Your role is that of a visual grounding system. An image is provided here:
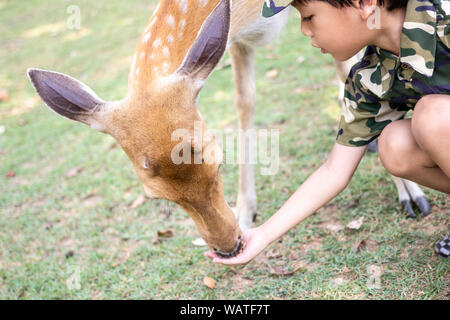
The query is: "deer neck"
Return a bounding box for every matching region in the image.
[128,0,222,94]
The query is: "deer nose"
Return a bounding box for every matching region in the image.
[213,236,243,258]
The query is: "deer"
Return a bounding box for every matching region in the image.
[27,0,430,259]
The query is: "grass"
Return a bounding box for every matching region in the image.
[0,0,448,300]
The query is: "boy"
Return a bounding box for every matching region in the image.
[205,0,450,264]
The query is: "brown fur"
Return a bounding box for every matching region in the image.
[28,0,274,255]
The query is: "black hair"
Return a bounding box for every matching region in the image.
[293,0,408,11]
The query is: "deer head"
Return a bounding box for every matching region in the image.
[28,0,243,257]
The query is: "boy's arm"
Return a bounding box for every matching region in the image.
[259,142,366,242]
[205,142,367,265]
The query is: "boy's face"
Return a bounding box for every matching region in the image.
[292,1,370,61]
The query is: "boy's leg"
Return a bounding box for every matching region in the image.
[411,94,450,180]
[378,94,450,194]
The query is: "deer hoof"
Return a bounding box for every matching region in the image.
[367,140,378,153]
[402,200,416,219]
[414,196,431,216]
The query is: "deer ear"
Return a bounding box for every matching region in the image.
[27,68,107,131]
[177,0,230,87]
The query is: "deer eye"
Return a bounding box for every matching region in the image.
[141,157,158,176]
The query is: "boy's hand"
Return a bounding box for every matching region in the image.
[205,143,367,267]
[204,227,270,266]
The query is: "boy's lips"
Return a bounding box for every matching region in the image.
[312,43,328,54]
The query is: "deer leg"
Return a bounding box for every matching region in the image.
[229,42,257,231]
[393,177,417,218]
[392,177,431,217]
[403,179,431,215]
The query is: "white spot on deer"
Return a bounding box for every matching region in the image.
[167,34,174,44]
[153,38,162,48]
[162,46,170,58]
[162,61,170,74]
[136,68,140,76]
[140,52,146,60]
[179,0,188,14]
[142,32,151,44]
[199,0,208,7]
[166,15,175,29]
[178,19,186,40]
[153,66,159,75]
[179,19,186,30]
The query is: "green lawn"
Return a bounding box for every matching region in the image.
[0,0,448,299]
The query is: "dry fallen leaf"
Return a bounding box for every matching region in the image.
[192,238,207,247]
[130,194,146,209]
[352,238,367,252]
[203,276,217,289]
[65,166,82,178]
[322,221,345,232]
[266,249,281,259]
[157,230,174,238]
[346,216,365,230]
[152,230,174,244]
[0,89,8,102]
[265,69,279,79]
[269,264,304,276]
[6,170,15,178]
[82,194,103,207]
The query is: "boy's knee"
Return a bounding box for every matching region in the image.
[412,95,450,144]
[378,122,415,177]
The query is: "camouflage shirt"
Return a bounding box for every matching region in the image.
[336,0,450,147]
